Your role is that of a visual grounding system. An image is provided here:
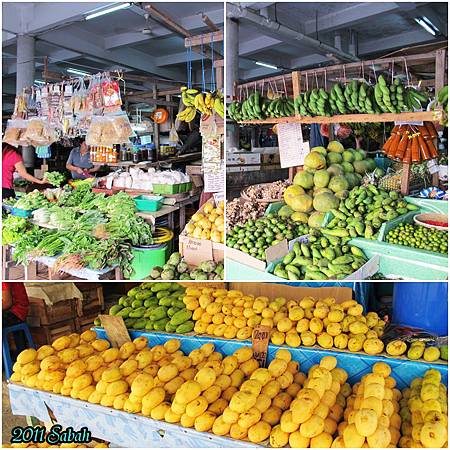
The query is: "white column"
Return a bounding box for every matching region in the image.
[226,17,239,149]
[16,34,36,167]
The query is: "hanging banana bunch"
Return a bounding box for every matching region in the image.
[177,87,224,122]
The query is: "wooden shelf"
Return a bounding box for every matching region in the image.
[238,110,444,125]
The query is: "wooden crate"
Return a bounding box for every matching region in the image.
[76,313,100,334]
[30,319,79,347]
[28,297,77,326]
[74,283,105,316]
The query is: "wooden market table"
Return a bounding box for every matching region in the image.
[2,245,122,281]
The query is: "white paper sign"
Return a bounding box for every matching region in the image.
[277,123,307,168]
[204,170,224,193]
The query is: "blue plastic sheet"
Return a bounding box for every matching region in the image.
[393,282,448,336]
[94,328,448,389]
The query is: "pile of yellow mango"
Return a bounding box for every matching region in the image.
[9,331,447,448]
[184,287,386,356]
[184,201,224,243]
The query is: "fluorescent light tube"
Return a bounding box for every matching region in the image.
[414,17,436,36]
[67,68,90,76]
[255,61,278,70]
[34,80,45,85]
[86,3,132,20]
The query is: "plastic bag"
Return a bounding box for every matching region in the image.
[24,118,58,147]
[102,79,122,107]
[3,119,28,147]
[85,116,106,146]
[110,113,133,144]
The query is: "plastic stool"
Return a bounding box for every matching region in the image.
[2,323,34,379]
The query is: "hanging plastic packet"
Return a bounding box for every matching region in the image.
[169,122,179,144]
[3,119,29,147]
[102,78,122,107]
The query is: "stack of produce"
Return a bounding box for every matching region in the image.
[184,200,224,243]
[12,190,49,211]
[43,171,66,187]
[323,185,419,240]
[399,369,448,448]
[337,362,401,447]
[149,253,224,280]
[105,283,194,334]
[178,87,224,121]
[226,215,309,261]
[277,355,349,448]
[228,76,428,122]
[283,142,378,228]
[386,338,445,362]
[271,233,368,280]
[386,223,448,254]
[184,287,386,356]
[2,216,32,245]
[5,187,153,278]
[241,181,290,203]
[226,198,267,232]
[383,122,439,163]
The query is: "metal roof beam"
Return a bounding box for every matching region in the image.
[302,2,401,35]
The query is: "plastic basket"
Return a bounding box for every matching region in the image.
[133,195,164,212]
[11,207,33,218]
[152,182,192,195]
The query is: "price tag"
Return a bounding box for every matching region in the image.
[277,123,307,168]
[140,135,152,144]
[64,84,73,96]
[99,315,131,348]
[213,192,224,205]
[252,325,271,367]
[427,159,440,174]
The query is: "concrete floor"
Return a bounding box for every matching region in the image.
[2,376,28,445]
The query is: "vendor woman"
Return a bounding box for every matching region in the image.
[2,143,46,199]
[66,137,100,179]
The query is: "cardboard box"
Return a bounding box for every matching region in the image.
[179,198,224,266]
[226,165,261,173]
[228,283,353,303]
[227,234,380,281]
[227,235,309,272]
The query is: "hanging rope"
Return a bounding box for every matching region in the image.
[200,36,206,92]
[186,39,192,88]
[210,32,216,92]
[404,57,411,87]
[371,62,377,84]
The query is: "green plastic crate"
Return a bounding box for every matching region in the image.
[377,210,418,241]
[133,195,163,212]
[152,182,192,195]
[404,197,448,215]
[349,238,447,280]
[129,244,169,280]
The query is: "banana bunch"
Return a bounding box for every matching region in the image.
[213,91,224,118]
[152,227,174,244]
[180,86,198,108]
[437,85,448,126]
[228,92,294,121]
[177,106,197,122]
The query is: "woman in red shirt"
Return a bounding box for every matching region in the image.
[2,282,30,355]
[2,143,45,199]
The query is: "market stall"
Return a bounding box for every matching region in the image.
[226,26,448,281]
[2,2,225,281]
[4,281,448,448]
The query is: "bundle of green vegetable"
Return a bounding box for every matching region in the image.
[103,282,194,334]
[148,252,224,280]
[2,216,29,245]
[57,184,96,208]
[14,191,49,210]
[44,171,66,187]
